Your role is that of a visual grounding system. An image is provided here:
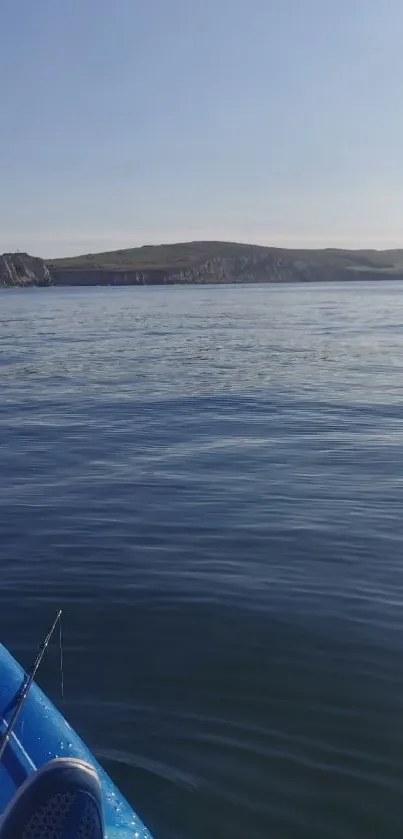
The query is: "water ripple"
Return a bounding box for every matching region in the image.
[1,282,403,839]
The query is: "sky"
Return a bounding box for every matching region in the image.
[1,0,403,257]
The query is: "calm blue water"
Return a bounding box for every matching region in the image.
[1,282,403,839]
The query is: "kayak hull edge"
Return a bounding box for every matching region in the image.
[0,642,152,839]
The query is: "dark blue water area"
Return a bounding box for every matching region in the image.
[1,282,403,838]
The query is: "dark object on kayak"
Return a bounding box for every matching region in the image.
[0,630,153,839]
[0,756,103,839]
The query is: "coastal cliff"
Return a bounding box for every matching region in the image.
[0,253,52,287]
[2,242,403,287]
[47,241,403,286]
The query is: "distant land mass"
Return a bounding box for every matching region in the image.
[2,241,403,287]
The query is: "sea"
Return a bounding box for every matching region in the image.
[1,281,403,839]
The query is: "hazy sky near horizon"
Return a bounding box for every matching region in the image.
[1,0,403,257]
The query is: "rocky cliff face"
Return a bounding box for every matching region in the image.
[49,253,392,286]
[48,252,344,286]
[0,253,52,287]
[166,253,309,284]
[48,268,167,286]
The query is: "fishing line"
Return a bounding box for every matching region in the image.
[59,611,64,700]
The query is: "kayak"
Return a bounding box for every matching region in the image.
[0,639,153,839]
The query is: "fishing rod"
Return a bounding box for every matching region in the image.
[0,610,63,762]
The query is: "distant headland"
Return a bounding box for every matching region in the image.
[2,241,403,287]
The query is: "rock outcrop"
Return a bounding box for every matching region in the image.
[0,253,52,287]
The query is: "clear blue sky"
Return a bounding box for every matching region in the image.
[1,0,403,256]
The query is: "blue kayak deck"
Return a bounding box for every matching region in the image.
[0,643,152,839]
